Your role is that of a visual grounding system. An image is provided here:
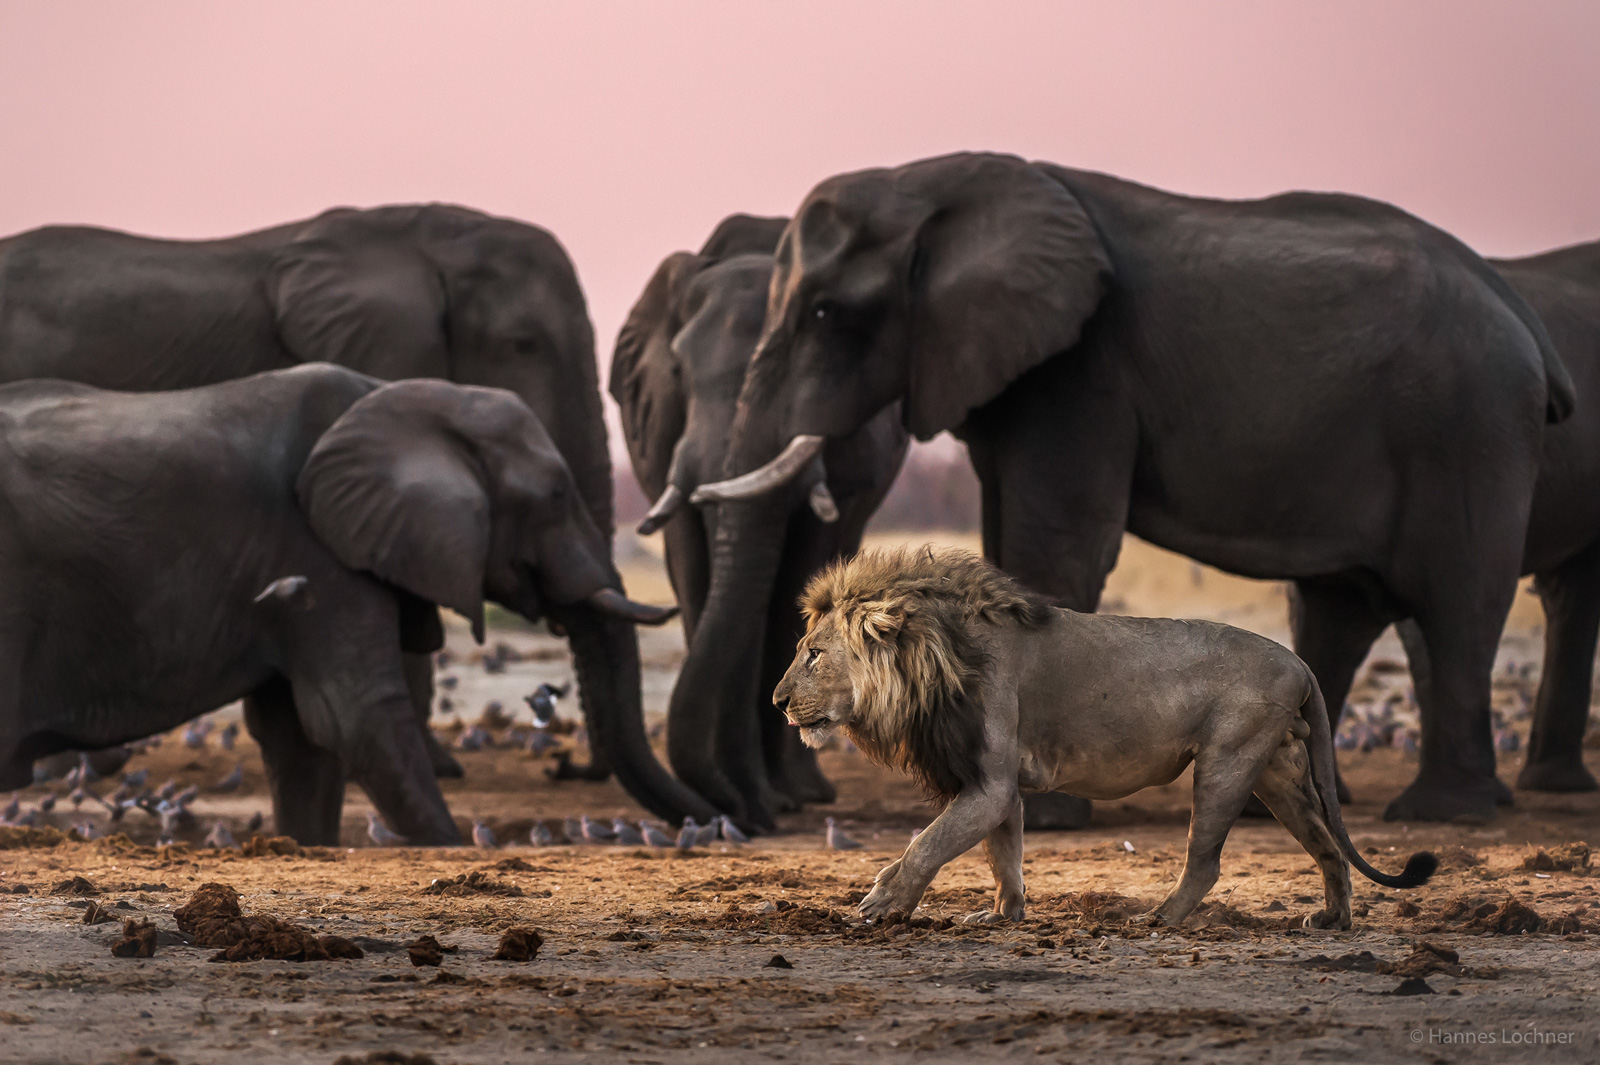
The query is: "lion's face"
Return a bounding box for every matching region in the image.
[774,616,857,748]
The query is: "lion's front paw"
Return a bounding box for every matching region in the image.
[1302,908,1350,931]
[858,860,920,919]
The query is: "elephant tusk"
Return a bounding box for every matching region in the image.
[636,484,684,535]
[689,435,826,504]
[587,587,680,626]
[808,480,839,523]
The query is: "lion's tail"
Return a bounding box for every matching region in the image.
[1300,672,1437,890]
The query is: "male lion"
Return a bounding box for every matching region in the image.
[773,547,1435,929]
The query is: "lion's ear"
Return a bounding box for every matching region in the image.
[860,600,908,643]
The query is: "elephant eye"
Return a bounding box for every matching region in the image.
[812,301,833,322]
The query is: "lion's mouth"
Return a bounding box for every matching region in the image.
[784,705,833,730]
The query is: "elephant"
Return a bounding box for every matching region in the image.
[1334,241,1600,799]
[0,364,690,844]
[610,214,909,827]
[0,204,668,800]
[692,151,1574,824]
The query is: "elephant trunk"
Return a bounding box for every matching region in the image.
[563,605,720,825]
[665,496,791,829]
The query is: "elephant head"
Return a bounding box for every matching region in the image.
[297,379,718,825]
[611,216,908,824]
[694,152,1112,498]
[270,205,613,535]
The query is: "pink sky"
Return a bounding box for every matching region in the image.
[4,0,1598,449]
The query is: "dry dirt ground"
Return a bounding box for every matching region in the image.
[3,535,1599,1065]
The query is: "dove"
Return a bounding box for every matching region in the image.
[37,793,57,814]
[69,785,92,810]
[1494,729,1522,754]
[182,721,211,749]
[439,674,459,690]
[245,810,264,834]
[214,764,244,793]
[11,808,39,827]
[1,793,18,823]
[204,822,235,849]
[717,815,749,844]
[106,799,131,823]
[156,778,179,802]
[564,816,584,844]
[524,730,559,755]
[477,700,514,732]
[63,760,84,790]
[825,817,862,851]
[77,751,99,782]
[156,833,176,848]
[31,764,49,785]
[611,818,644,846]
[219,722,239,751]
[366,812,406,846]
[676,817,700,850]
[456,725,489,752]
[73,820,100,841]
[694,820,720,848]
[580,815,615,843]
[524,681,571,726]
[640,821,675,848]
[174,784,200,808]
[472,820,497,848]
[530,822,556,846]
[253,575,308,603]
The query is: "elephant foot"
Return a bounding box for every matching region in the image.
[1516,758,1599,793]
[424,731,465,779]
[1493,776,1515,806]
[1022,793,1091,831]
[1382,775,1498,824]
[545,751,612,782]
[1239,795,1274,818]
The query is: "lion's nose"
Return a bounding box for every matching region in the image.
[774,695,790,715]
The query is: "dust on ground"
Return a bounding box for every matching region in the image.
[3,534,1598,1063]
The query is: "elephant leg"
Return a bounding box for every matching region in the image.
[546,622,615,782]
[403,651,463,779]
[1383,580,1517,824]
[757,513,838,810]
[1519,543,1600,792]
[1288,577,1396,805]
[1396,619,1514,805]
[242,676,344,846]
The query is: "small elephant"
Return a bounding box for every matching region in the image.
[610,215,908,826]
[0,364,681,844]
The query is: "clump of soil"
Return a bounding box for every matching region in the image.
[489,856,539,872]
[1375,941,1499,979]
[239,835,302,858]
[0,826,67,850]
[1522,842,1591,873]
[1435,846,1485,871]
[333,1053,438,1065]
[111,919,158,958]
[173,881,364,962]
[407,934,454,967]
[81,899,114,925]
[52,876,98,896]
[490,927,543,961]
[421,870,525,897]
[1417,895,1545,934]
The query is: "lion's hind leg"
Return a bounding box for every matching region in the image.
[965,795,1026,924]
[1155,719,1282,926]
[1253,735,1354,931]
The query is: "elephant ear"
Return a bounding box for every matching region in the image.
[296,381,491,642]
[610,252,700,482]
[270,209,451,380]
[697,214,789,261]
[904,155,1113,439]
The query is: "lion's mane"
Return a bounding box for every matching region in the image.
[799,546,1055,803]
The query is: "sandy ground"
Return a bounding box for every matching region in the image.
[3,533,1597,1064]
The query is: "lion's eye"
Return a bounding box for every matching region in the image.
[806,647,823,666]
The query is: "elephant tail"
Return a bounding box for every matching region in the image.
[1300,671,1437,889]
